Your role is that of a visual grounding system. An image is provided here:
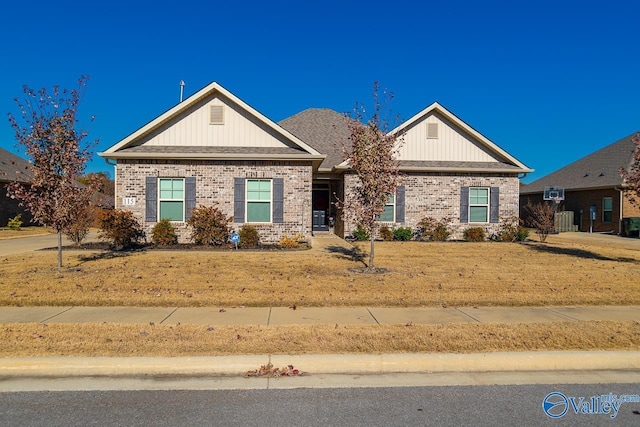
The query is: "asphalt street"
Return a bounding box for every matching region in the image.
[1,384,639,426]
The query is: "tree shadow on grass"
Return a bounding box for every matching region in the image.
[76,247,147,263]
[526,243,639,263]
[324,244,367,266]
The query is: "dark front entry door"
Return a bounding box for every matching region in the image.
[313,210,327,231]
[312,189,330,231]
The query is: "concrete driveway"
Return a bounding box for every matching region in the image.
[0,231,101,256]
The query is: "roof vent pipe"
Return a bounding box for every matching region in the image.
[179,80,186,103]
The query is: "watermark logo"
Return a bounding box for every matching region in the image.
[542,392,569,419]
[543,391,640,419]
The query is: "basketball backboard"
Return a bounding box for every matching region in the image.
[543,186,565,201]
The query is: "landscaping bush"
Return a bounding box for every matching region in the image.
[278,235,300,249]
[393,226,413,241]
[7,214,22,230]
[463,227,486,242]
[98,209,145,250]
[186,204,231,246]
[379,225,394,241]
[416,217,452,241]
[492,216,529,242]
[64,204,96,246]
[352,224,370,241]
[239,225,260,248]
[151,218,177,246]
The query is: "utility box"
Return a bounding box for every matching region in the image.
[621,217,640,238]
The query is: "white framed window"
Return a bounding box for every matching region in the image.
[379,194,395,222]
[158,178,185,221]
[603,197,613,223]
[469,187,489,223]
[246,179,272,223]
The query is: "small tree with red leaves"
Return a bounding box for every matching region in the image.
[621,133,640,205]
[7,76,98,267]
[337,82,404,269]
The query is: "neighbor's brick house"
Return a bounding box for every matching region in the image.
[100,82,532,243]
[520,132,640,234]
[0,147,33,227]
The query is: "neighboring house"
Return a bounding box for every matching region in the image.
[520,132,640,234]
[100,82,532,242]
[0,147,33,226]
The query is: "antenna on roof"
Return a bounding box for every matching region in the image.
[179,80,186,103]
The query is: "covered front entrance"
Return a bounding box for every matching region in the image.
[312,186,330,232]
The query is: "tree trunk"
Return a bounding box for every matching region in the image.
[369,234,375,268]
[57,231,62,268]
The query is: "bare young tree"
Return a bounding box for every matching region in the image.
[523,201,555,243]
[337,82,404,269]
[620,133,640,205]
[7,76,98,267]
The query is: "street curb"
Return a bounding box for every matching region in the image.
[1,351,639,378]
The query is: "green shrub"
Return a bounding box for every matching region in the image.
[151,218,177,246]
[7,214,22,230]
[416,217,452,241]
[463,227,486,242]
[239,225,260,248]
[379,225,394,241]
[98,209,145,250]
[393,226,413,241]
[187,204,231,246]
[352,225,370,241]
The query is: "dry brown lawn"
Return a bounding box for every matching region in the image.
[2,320,639,357]
[1,233,639,307]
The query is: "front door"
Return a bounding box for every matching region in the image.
[312,189,330,231]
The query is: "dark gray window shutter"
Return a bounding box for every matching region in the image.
[272,178,284,223]
[490,187,500,223]
[145,177,157,222]
[395,185,405,223]
[185,177,196,221]
[234,178,245,223]
[460,186,469,223]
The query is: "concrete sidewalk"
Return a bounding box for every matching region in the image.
[1,305,638,325]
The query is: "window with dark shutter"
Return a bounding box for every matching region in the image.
[395,185,405,223]
[185,177,196,221]
[460,187,469,223]
[234,178,245,223]
[490,187,500,223]
[272,178,284,223]
[145,177,157,222]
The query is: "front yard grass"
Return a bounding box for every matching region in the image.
[2,320,638,357]
[0,226,54,240]
[1,233,639,307]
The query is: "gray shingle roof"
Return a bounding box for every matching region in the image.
[398,160,524,172]
[279,108,350,171]
[0,147,32,184]
[521,132,638,194]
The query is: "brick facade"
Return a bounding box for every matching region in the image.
[343,173,521,240]
[0,183,33,227]
[116,160,313,243]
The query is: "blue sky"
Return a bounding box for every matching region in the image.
[1,0,638,183]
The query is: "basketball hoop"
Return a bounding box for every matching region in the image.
[552,196,562,205]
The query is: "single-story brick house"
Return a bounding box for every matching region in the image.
[99,82,533,242]
[0,147,33,226]
[520,132,640,234]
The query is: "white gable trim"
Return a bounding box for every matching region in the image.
[390,102,532,172]
[101,82,322,157]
